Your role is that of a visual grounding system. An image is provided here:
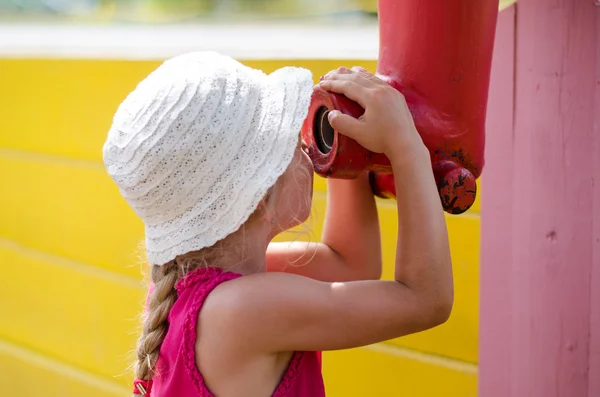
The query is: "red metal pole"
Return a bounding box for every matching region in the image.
[301,0,499,214]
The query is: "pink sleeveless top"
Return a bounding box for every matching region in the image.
[147,267,326,397]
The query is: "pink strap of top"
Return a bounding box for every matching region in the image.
[144,267,325,397]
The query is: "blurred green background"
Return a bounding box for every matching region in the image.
[0,0,377,22]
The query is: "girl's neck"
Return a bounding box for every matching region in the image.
[212,221,272,275]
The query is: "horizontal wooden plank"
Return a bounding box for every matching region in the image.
[0,237,478,391]
[0,329,477,397]
[0,239,144,386]
[0,171,479,369]
[400,214,479,361]
[376,205,480,363]
[0,152,330,278]
[0,152,479,363]
[0,57,480,213]
[0,152,477,284]
[0,152,145,278]
[0,59,160,162]
[0,59,377,162]
[0,338,128,397]
[322,344,477,397]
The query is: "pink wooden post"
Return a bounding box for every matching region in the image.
[480,1,599,396]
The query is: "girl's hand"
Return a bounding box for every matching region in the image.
[319,67,424,160]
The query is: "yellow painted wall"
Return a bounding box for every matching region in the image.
[0,57,480,396]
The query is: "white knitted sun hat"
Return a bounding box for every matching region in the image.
[103,51,313,265]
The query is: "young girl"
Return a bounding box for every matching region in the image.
[103,51,452,397]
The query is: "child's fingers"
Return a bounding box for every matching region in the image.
[337,66,353,74]
[323,70,387,93]
[349,66,389,87]
[320,66,352,81]
[350,66,370,74]
[328,110,364,141]
[318,79,370,109]
[322,71,375,89]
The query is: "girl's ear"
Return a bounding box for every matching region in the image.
[249,191,273,224]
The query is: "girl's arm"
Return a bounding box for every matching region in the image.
[266,172,382,282]
[209,146,452,352]
[204,69,454,353]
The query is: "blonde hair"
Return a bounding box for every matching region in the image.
[134,260,180,382]
[132,146,313,389]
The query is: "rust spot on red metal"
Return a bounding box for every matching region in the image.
[435,165,477,214]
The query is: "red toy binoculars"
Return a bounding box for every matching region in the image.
[301,0,500,214]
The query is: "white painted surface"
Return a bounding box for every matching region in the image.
[0,23,379,60]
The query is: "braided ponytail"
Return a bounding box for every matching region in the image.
[130,178,283,394]
[134,260,181,385]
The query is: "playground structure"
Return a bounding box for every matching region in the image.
[303,0,499,215]
[0,1,598,396]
